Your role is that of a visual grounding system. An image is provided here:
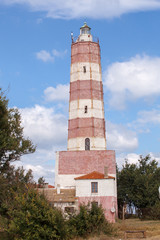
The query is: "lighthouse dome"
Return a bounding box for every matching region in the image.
[78,22,93,42]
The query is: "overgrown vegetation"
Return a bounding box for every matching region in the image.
[7,189,67,240]
[0,89,113,239]
[2,86,160,239]
[117,155,160,219]
[67,203,113,238]
[3,198,113,240]
[0,88,35,173]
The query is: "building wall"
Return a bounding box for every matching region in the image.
[54,29,117,222]
[71,42,100,64]
[58,150,116,174]
[69,99,104,120]
[54,202,78,213]
[55,150,116,188]
[75,179,116,197]
[70,62,101,82]
[77,196,117,223]
[68,137,106,151]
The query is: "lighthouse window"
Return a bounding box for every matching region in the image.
[91,182,98,193]
[83,66,86,73]
[82,29,85,34]
[85,138,90,150]
[84,106,88,113]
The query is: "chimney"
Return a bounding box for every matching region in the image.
[57,184,60,194]
[104,166,108,178]
[44,183,48,188]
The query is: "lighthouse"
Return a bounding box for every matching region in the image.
[68,22,106,151]
[55,23,117,222]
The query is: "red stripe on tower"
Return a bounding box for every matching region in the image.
[68,23,106,151]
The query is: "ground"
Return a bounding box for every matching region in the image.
[115,218,160,240]
[75,218,160,240]
[0,218,160,239]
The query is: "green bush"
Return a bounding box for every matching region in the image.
[7,189,67,240]
[3,187,113,239]
[67,202,113,238]
[140,201,160,220]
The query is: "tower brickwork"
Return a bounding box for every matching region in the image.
[55,23,117,223]
[68,31,106,151]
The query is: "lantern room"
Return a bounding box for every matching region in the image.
[78,22,93,42]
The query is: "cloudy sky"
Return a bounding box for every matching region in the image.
[0,0,160,184]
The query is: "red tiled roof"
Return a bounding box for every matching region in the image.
[74,171,115,180]
[48,185,55,188]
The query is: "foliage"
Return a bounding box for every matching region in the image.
[7,189,67,240]
[0,165,34,218]
[38,176,46,188]
[1,168,113,239]
[0,89,114,239]
[67,202,113,238]
[140,201,160,220]
[117,155,160,219]
[0,88,35,173]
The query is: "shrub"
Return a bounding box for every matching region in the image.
[4,188,114,240]
[67,202,113,238]
[140,201,160,220]
[7,189,67,240]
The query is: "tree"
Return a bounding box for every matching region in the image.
[0,88,36,226]
[117,155,160,218]
[0,166,34,219]
[38,176,46,188]
[0,88,35,172]
[7,189,67,240]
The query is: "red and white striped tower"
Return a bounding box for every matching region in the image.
[68,23,106,151]
[55,24,117,222]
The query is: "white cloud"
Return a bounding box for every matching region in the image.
[116,153,140,167]
[116,152,160,168]
[106,121,138,153]
[17,104,69,184]
[1,0,160,19]
[137,108,160,124]
[44,84,69,102]
[36,49,67,62]
[19,104,138,155]
[52,49,67,58]
[36,50,54,62]
[20,104,68,149]
[17,103,139,183]
[14,160,55,185]
[104,55,160,109]
[128,107,160,132]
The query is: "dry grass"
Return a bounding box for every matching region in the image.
[77,218,160,240]
[1,218,160,240]
[116,218,160,239]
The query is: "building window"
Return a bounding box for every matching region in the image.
[84,106,88,113]
[91,182,98,193]
[85,138,90,150]
[83,66,86,73]
[65,207,74,213]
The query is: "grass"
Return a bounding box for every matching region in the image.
[116,218,160,239]
[1,218,160,239]
[76,218,160,240]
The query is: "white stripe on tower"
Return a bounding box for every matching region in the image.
[67,32,106,151]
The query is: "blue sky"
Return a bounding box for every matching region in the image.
[0,0,160,184]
